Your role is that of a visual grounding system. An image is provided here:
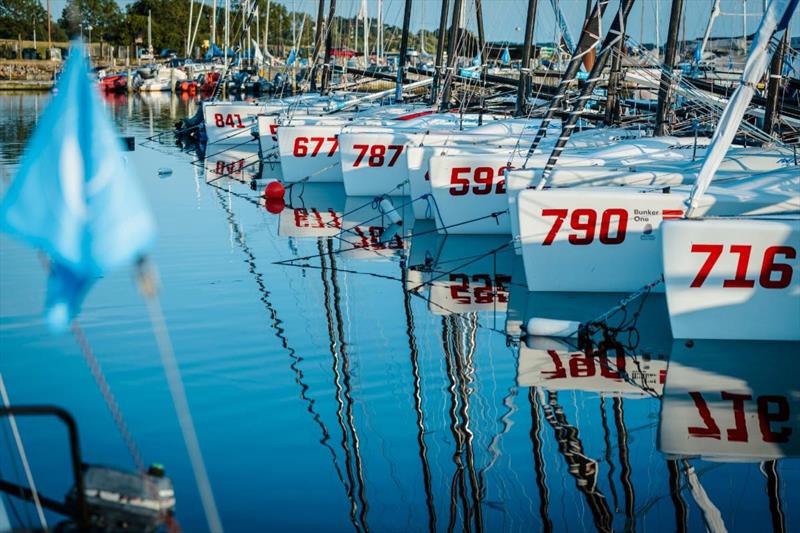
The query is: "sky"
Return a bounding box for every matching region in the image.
[43,0,800,45]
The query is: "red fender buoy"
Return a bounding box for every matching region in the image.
[264,181,286,200]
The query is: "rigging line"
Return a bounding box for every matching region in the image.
[325,180,413,231]
[528,388,553,533]
[328,240,371,533]
[0,401,32,529]
[627,34,790,146]
[318,240,363,533]
[0,459,27,529]
[0,375,47,531]
[399,258,438,532]
[70,322,148,474]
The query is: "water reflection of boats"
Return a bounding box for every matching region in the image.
[659,340,800,462]
[426,235,515,316]
[519,336,667,396]
[203,146,262,186]
[405,219,441,294]
[337,196,415,259]
[277,183,346,238]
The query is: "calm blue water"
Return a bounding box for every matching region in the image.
[0,92,798,532]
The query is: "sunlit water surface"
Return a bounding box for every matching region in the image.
[0,92,798,532]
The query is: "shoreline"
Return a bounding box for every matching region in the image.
[0,80,53,91]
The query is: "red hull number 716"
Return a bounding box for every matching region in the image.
[690,244,795,289]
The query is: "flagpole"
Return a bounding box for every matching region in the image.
[136,258,224,533]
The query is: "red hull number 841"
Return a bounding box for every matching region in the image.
[214,113,245,128]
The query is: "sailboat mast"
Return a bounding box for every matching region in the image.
[604,20,625,125]
[263,0,270,59]
[396,0,414,101]
[320,0,338,94]
[420,0,426,55]
[310,0,326,91]
[187,0,194,57]
[516,0,539,117]
[698,0,721,63]
[246,0,251,67]
[363,0,368,65]
[439,0,466,110]
[475,0,486,58]
[430,0,451,104]
[377,0,383,61]
[655,0,661,60]
[211,0,216,50]
[224,0,229,68]
[654,0,685,135]
[147,10,153,58]
[762,31,788,138]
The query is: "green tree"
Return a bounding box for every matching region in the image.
[58,0,123,44]
[122,0,206,54]
[0,0,66,41]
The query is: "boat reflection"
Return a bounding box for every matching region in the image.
[660,340,800,462]
[337,196,416,259]
[204,145,262,185]
[520,336,667,396]
[426,235,515,316]
[277,183,346,238]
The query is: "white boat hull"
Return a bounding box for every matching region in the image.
[662,217,800,341]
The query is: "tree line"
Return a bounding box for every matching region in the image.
[0,0,440,56]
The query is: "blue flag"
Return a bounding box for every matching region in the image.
[501,47,511,65]
[0,44,156,330]
[286,48,297,66]
[693,45,702,63]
